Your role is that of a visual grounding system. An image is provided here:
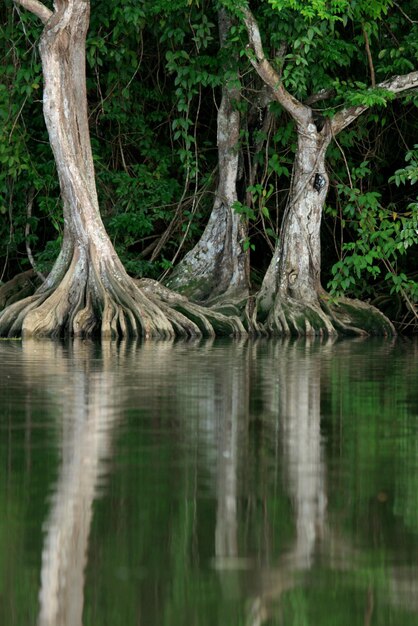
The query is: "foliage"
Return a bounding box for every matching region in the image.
[327,154,418,311]
[0,3,57,279]
[232,183,278,252]
[85,0,222,277]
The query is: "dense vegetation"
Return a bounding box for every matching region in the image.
[0,0,418,333]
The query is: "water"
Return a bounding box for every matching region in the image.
[1,337,418,625]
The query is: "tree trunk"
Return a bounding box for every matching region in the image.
[257,119,394,336]
[258,120,331,326]
[165,9,250,304]
[0,0,244,339]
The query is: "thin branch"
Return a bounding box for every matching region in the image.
[9,94,29,141]
[242,7,310,126]
[332,70,418,134]
[332,133,353,190]
[14,0,53,24]
[362,25,376,88]
[393,1,418,24]
[304,88,336,107]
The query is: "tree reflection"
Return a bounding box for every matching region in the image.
[280,340,327,570]
[20,341,120,626]
[3,337,418,625]
[214,341,249,562]
[244,338,418,625]
[243,339,330,625]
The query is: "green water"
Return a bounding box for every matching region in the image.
[1,337,418,625]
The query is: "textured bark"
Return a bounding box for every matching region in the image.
[243,7,397,337]
[165,9,249,304]
[0,0,245,339]
[259,121,331,313]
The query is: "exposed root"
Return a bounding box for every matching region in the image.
[0,270,41,309]
[0,291,53,337]
[323,295,396,337]
[0,259,394,340]
[263,295,336,337]
[0,251,247,339]
[137,279,246,337]
[259,292,395,337]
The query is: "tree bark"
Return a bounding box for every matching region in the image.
[0,0,244,338]
[257,118,332,325]
[165,9,250,304]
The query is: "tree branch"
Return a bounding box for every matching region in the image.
[14,0,53,24]
[332,70,418,134]
[304,88,336,107]
[393,1,418,24]
[242,7,310,126]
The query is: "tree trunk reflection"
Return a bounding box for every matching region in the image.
[247,340,329,625]
[2,337,415,625]
[215,343,250,562]
[281,341,327,569]
[20,341,119,626]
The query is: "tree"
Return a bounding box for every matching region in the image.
[0,0,243,338]
[240,1,418,335]
[2,0,417,338]
[165,8,250,304]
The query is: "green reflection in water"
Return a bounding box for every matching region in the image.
[0,338,418,625]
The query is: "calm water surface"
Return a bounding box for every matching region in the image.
[1,337,418,625]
